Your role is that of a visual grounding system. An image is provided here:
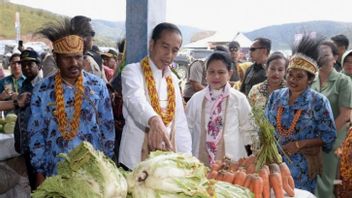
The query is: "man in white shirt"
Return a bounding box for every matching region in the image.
[119,22,192,169]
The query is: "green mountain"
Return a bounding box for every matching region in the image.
[0,1,118,47]
[0,0,64,38]
[0,1,203,47]
[244,21,352,50]
[3,0,352,51]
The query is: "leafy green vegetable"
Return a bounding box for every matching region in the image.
[127,151,212,198]
[32,141,128,198]
[214,181,254,198]
[3,122,15,134]
[5,113,17,123]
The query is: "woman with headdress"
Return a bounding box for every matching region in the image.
[311,40,352,198]
[186,51,256,166]
[248,51,288,109]
[265,35,336,193]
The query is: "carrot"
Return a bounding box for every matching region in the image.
[223,171,235,184]
[282,175,295,197]
[262,165,270,173]
[233,169,247,186]
[279,162,295,197]
[208,170,218,179]
[258,167,270,198]
[230,162,240,172]
[243,155,256,168]
[279,162,295,188]
[216,170,225,181]
[269,172,284,198]
[251,174,264,198]
[246,163,256,174]
[238,157,246,167]
[288,176,295,191]
[269,163,280,174]
[211,163,222,171]
[243,174,254,188]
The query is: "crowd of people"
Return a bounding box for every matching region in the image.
[1,16,352,198]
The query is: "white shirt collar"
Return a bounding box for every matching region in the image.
[148,57,172,78]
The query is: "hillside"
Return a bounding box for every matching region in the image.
[3,1,352,50]
[0,1,204,47]
[0,1,118,47]
[244,21,352,50]
[0,1,64,39]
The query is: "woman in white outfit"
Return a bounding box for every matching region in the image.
[186,52,256,166]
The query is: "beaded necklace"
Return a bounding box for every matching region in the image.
[141,57,175,126]
[276,106,302,137]
[54,73,84,140]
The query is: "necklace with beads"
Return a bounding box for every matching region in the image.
[141,57,175,126]
[276,106,302,137]
[54,72,84,140]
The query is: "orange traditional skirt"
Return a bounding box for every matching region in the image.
[336,127,352,198]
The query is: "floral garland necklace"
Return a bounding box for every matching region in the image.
[276,106,302,137]
[54,72,84,140]
[141,57,175,126]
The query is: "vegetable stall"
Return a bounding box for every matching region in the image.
[29,107,317,197]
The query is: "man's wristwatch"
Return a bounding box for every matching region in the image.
[13,99,19,109]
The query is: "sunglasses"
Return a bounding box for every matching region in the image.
[229,47,239,52]
[249,47,265,52]
[10,61,21,65]
[90,31,95,37]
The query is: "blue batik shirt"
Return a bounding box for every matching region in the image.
[265,88,336,193]
[27,71,115,176]
[0,74,25,93]
[14,75,43,154]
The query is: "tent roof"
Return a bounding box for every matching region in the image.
[184,31,252,48]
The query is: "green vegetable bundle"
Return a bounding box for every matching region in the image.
[251,106,283,171]
[32,141,128,198]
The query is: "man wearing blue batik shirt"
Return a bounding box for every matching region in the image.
[27,18,115,188]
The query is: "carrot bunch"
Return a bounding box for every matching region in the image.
[208,157,295,198]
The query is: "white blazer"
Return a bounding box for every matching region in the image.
[119,58,192,169]
[185,86,256,161]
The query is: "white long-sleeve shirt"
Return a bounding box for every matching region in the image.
[186,86,256,161]
[118,58,192,169]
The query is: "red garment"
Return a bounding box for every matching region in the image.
[104,65,114,81]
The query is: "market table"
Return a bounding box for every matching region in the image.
[0,134,19,161]
[285,188,316,198]
[0,133,30,197]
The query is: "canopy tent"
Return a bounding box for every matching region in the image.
[184,31,252,49]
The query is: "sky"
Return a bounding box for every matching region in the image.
[9,0,352,32]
